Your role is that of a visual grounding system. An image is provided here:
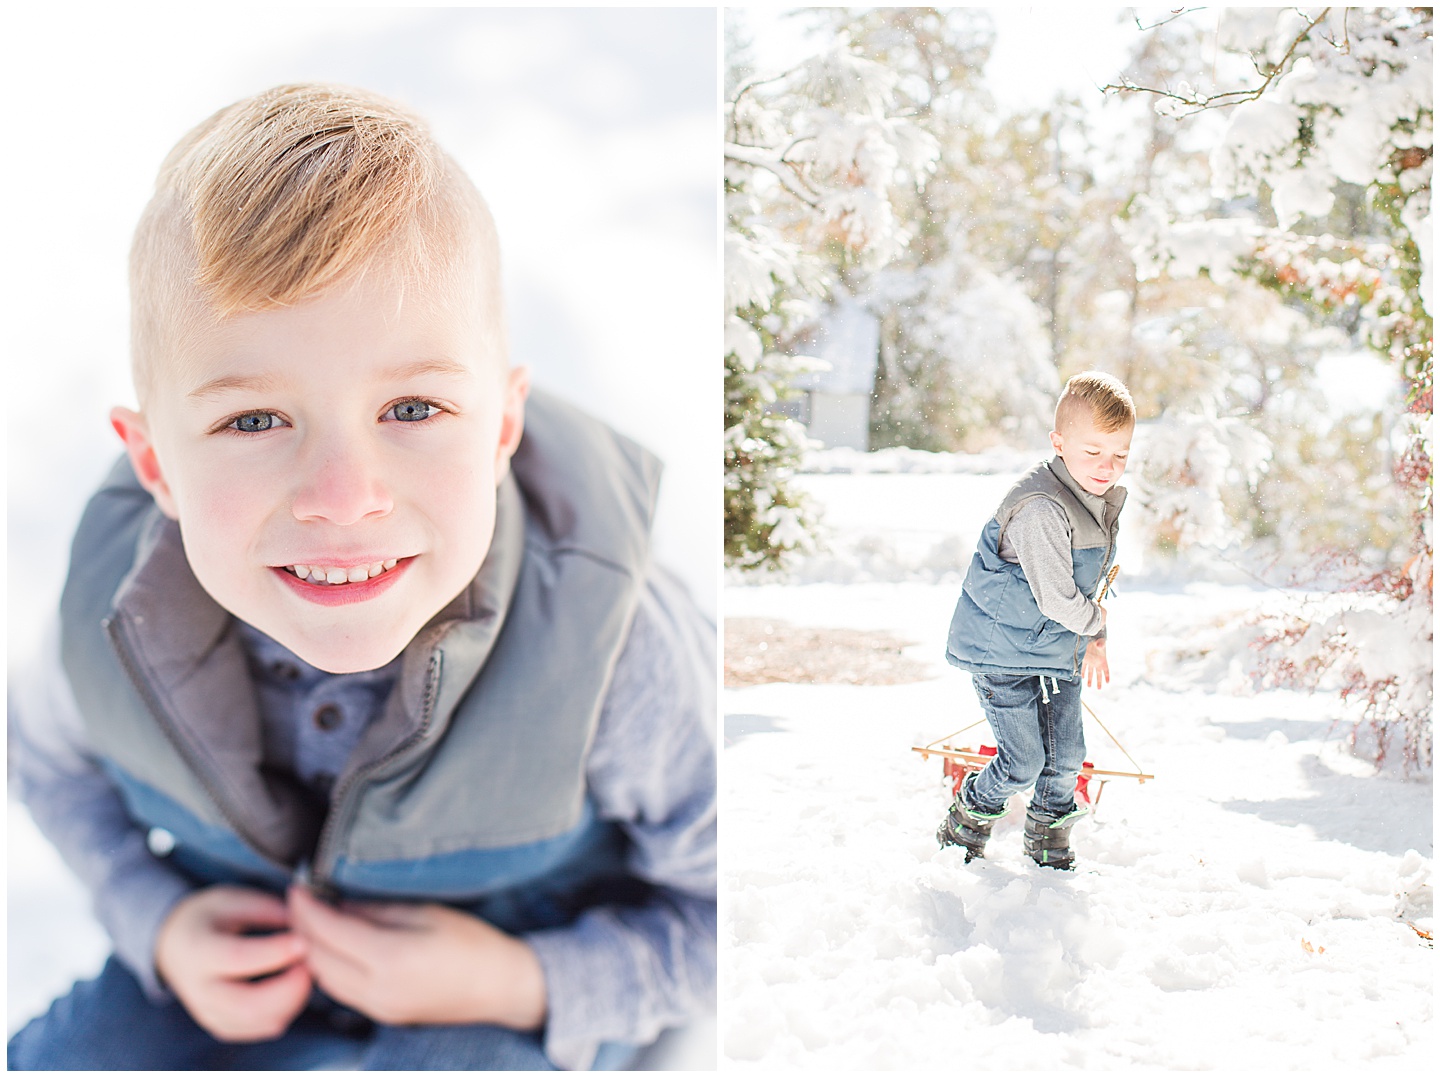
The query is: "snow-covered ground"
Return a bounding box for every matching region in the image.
[722,466,1433,1068]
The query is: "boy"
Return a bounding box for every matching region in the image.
[936,372,1134,870]
[8,84,715,1070]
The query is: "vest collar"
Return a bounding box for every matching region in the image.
[103,473,528,866]
[1047,455,1127,530]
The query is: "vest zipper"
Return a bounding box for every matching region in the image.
[1077,518,1120,677]
[309,651,444,900]
[105,615,292,877]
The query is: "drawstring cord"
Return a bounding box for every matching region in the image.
[1039,675,1058,704]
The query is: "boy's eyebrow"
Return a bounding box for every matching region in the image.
[382,358,473,381]
[187,373,278,400]
[186,359,472,401]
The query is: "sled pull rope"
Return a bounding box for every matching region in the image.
[1094,562,1120,603]
[1081,699,1147,780]
[920,716,988,755]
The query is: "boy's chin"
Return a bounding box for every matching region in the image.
[261,623,411,674]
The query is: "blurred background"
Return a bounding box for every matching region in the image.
[4,7,716,1064]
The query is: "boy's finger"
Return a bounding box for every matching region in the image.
[207,887,293,932]
[209,929,308,980]
[341,899,430,930]
[302,932,371,1002]
[215,962,313,1036]
[289,886,387,960]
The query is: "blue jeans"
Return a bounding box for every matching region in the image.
[964,672,1084,819]
[8,956,638,1070]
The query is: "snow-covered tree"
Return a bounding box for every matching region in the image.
[725,17,938,569]
[1112,7,1432,772]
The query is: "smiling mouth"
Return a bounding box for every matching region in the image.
[283,559,401,586]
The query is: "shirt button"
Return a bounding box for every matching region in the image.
[313,704,343,731]
[273,662,302,682]
[146,828,177,856]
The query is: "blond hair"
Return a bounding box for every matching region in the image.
[1054,371,1135,434]
[130,83,504,402]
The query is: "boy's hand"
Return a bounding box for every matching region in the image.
[1083,638,1110,688]
[154,885,313,1043]
[287,885,547,1030]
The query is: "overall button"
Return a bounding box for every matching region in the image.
[313,704,343,731]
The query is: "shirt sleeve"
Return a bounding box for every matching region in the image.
[1001,498,1106,638]
[521,566,717,1070]
[8,620,197,1000]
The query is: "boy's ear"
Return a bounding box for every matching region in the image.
[1049,428,1064,455]
[110,407,180,520]
[494,366,529,483]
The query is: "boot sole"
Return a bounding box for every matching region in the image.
[936,820,986,862]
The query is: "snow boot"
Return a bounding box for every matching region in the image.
[1023,805,1087,870]
[936,776,1008,862]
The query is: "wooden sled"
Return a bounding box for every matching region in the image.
[912,736,1153,809]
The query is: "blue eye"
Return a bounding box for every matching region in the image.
[230,412,283,433]
[388,400,441,423]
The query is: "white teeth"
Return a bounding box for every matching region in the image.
[285,560,402,585]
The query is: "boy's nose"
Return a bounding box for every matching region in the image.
[290,443,394,526]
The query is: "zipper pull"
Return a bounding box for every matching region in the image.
[291,858,339,905]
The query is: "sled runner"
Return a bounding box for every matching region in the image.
[912,728,1153,809]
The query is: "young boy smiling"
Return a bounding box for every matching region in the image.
[937,372,1134,870]
[8,83,715,1070]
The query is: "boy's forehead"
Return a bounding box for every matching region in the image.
[162,272,492,398]
[1061,409,1132,440]
[1074,420,1133,446]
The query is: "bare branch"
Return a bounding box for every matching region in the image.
[1133,7,1207,33]
[1103,7,1331,115]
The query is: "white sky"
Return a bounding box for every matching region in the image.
[735,6,1143,112]
[987,6,1141,111]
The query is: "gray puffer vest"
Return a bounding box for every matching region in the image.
[945,458,1123,681]
[59,390,660,932]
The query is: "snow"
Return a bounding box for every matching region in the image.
[723,468,1433,1068]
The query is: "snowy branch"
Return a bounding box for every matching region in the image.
[1104,7,1332,115]
[725,141,821,208]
